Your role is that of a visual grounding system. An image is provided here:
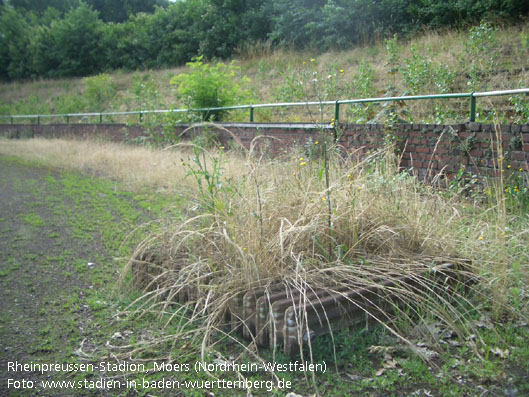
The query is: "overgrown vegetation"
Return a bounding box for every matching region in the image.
[2,21,528,125]
[1,136,528,394]
[171,57,252,121]
[2,1,528,395]
[1,0,528,80]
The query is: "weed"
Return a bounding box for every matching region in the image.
[464,22,499,91]
[401,45,455,95]
[509,94,529,123]
[345,61,376,123]
[385,34,401,80]
[23,213,45,227]
[182,143,233,214]
[4,137,529,394]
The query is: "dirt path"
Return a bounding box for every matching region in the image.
[0,156,159,395]
[0,158,97,392]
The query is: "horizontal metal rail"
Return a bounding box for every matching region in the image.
[1,88,528,125]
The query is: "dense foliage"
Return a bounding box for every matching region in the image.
[1,0,528,81]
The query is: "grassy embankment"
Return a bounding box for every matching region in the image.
[1,23,529,125]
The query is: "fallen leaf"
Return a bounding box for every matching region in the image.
[345,373,363,381]
[375,368,385,376]
[491,347,510,358]
[383,359,398,369]
[416,347,439,359]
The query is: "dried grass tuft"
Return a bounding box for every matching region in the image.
[121,134,527,363]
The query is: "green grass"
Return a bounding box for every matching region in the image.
[22,213,45,227]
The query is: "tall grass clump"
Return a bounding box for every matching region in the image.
[121,128,529,368]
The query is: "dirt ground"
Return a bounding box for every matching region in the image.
[0,155,165,396]
[0,158,99,392]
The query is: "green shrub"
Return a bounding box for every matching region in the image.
[83,73,116,111]
[464,22,499,91]
[170,56,251,121]
[53,93,87,114]
[346,61,376,122]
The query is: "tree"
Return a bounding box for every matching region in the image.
[170,56,251,121]
[85,0,169,22]
[0,7,33,79]
[5,0,78,14]
[32,2,105,77]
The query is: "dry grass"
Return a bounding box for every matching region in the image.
[115,134,527,361]
[0,137,245,193]
[2,134,527,363]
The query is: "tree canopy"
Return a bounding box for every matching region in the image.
[1,0,527,80]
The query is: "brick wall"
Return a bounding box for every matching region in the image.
[199,122,529,178]
[0,123,147,142]
[1,122,528,177]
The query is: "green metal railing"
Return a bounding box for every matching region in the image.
[1,88,528,125]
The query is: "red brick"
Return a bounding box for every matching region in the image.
[509,160,521,170]
[513,152,526,161]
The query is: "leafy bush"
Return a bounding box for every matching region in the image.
[401,46,455,94]
[53,93,88,114]
[346,61,376,122]
[32,3,105,78]
[464,22,499,91]
[170,56,251,121]
[83,74,116,111]
[132,73,160,111]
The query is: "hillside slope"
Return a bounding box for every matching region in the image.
[1,23,529,124]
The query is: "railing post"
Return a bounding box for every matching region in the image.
[37,116,40,125]
[469,93,476,122]
[139,112,143,123]
[66,115,70,124]
[99,113,103,124]
[10,117,13,124]
[334,101,340,124]
[249,106,254,122]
